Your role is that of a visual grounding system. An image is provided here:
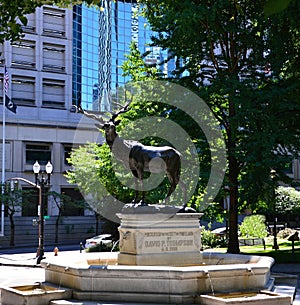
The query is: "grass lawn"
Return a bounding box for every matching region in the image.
[205,238,300,264]
[240,238,300,263]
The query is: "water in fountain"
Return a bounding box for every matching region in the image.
[205,270,215,296]
[104,239,120,266]
[111,239,119,252]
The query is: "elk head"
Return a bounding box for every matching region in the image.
[75,102,131,141]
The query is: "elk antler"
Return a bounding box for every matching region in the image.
[74,105,107,126]
[76,93,132,126]
[111,101,131,123]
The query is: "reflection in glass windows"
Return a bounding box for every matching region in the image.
[72,0,156,112]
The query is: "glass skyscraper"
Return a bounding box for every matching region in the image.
[72,0,159,112]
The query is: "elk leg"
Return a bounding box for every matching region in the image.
[131,170,140,203]
[137,169,147,205]
[165,173,177,204]
[140,178,147,205]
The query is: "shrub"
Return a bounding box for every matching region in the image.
[239,215,268,238]
[201,227,227,249]
[85,241,119,253]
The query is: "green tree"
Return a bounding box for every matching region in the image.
[121,41,162,82]
[66,142,135,221]
[137,0,300,254]
[239,215,268,239]
[274,186,300,224]
[47,191,87,244]
[0,184,33,246]
[0,0,293,43]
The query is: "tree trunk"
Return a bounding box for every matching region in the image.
[226,93,240,254]
[9,213,15,247]
[55,214,61,245]
[227,154,240,254]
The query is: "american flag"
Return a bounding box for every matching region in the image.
[4,65,9,94]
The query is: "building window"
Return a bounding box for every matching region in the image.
[21,187,39,216]
[43,6,65,38]
[12,40,36,69]
[43,43,65,72]
[21,187,49,217]
[25,143,52,166]
[61,188,85,216]
[63,144,75,166]
[0,141,12,171]
[42,78,65,108]
[11,75,35,106]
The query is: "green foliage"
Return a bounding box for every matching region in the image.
[47,190,86,215]
[139,0,300,254]
[0,184,33,216]
[239,215,268,238]
[201,227,227,249]
[0,0,297,44]
[121,42,162,81]
[201,202,226,223]
[275,186,300,215]
[85,241,119,253]
[264,0,294,16]
[66,142,133,205]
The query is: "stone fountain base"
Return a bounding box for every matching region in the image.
[198,290,291,305]
[0,204,295,305]
[40,251,276,304]
[1,283,72,305]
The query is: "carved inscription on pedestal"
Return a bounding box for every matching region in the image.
[142,231,198,254]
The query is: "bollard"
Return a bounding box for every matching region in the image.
[54,246,59,256]
[80,242,84,253]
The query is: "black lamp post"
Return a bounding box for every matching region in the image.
[33,160,53,264]
[270,170,279,250]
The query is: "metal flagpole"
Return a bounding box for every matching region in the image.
[1,65,7,236]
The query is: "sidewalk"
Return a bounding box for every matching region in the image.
[0,250,299,305]
[0,249,82,267]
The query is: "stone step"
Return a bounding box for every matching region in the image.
[272,272,299,287]
[273,285,296,304]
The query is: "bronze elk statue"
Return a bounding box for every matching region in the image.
[76,103,186,206]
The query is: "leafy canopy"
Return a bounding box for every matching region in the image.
[0,0,294,43]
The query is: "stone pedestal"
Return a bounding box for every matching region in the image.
[117,204,203,266]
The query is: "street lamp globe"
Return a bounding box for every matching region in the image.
[45,161,53,174]
[33,161,40,174]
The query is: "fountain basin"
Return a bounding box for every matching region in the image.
[1,283,72,305]
[198,290,291,305]
[41,251,275,304]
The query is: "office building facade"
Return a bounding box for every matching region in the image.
[0,1,168,220]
